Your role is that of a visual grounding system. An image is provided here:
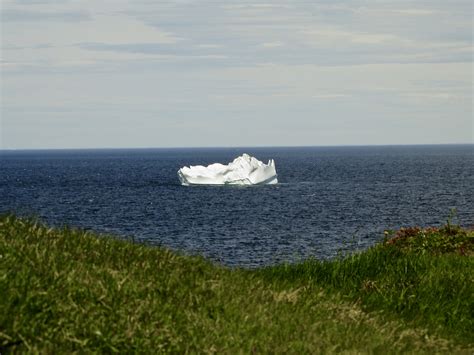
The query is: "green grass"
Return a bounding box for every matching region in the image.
[258,225,474,342]
[1,215,473,353]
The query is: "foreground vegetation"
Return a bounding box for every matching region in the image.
[0,215,473,353]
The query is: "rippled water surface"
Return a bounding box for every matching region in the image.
[1,145,473,267]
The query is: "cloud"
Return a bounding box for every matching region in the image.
[3,0,472,72]
[312,94,349,99]
[1,9,90,22]
[261,41,284,48]
[387,9,440,16]
[1,10,182,71]
[2,0,472,148]
[300,28,410,45]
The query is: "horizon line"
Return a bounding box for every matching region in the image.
[1,142,473,152]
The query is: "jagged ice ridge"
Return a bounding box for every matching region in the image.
[178,153,278,186]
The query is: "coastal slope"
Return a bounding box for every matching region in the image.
[0,215,472,353]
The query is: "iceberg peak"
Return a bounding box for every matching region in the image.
[178,154,278,186]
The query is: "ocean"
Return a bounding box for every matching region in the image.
[1,145,472,267]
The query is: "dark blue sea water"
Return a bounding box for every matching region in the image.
[1,145,473,267]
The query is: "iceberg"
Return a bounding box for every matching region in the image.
[178,153,278,186]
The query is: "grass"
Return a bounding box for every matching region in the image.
[0,215,473,353]
[258,224,474,342]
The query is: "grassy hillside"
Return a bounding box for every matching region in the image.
[1,215,472,353]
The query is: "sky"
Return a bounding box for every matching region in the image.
[1,0,473,149]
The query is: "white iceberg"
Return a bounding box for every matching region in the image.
[178,153,278,186]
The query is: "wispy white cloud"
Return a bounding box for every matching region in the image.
[261,41,284,48]
[300,28,411,45]
[1,8,90,22]
[222,3,292,10]
[385,9,441,16]
[312,94,349,99]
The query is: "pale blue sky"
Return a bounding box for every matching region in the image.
[1,0,473,149]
